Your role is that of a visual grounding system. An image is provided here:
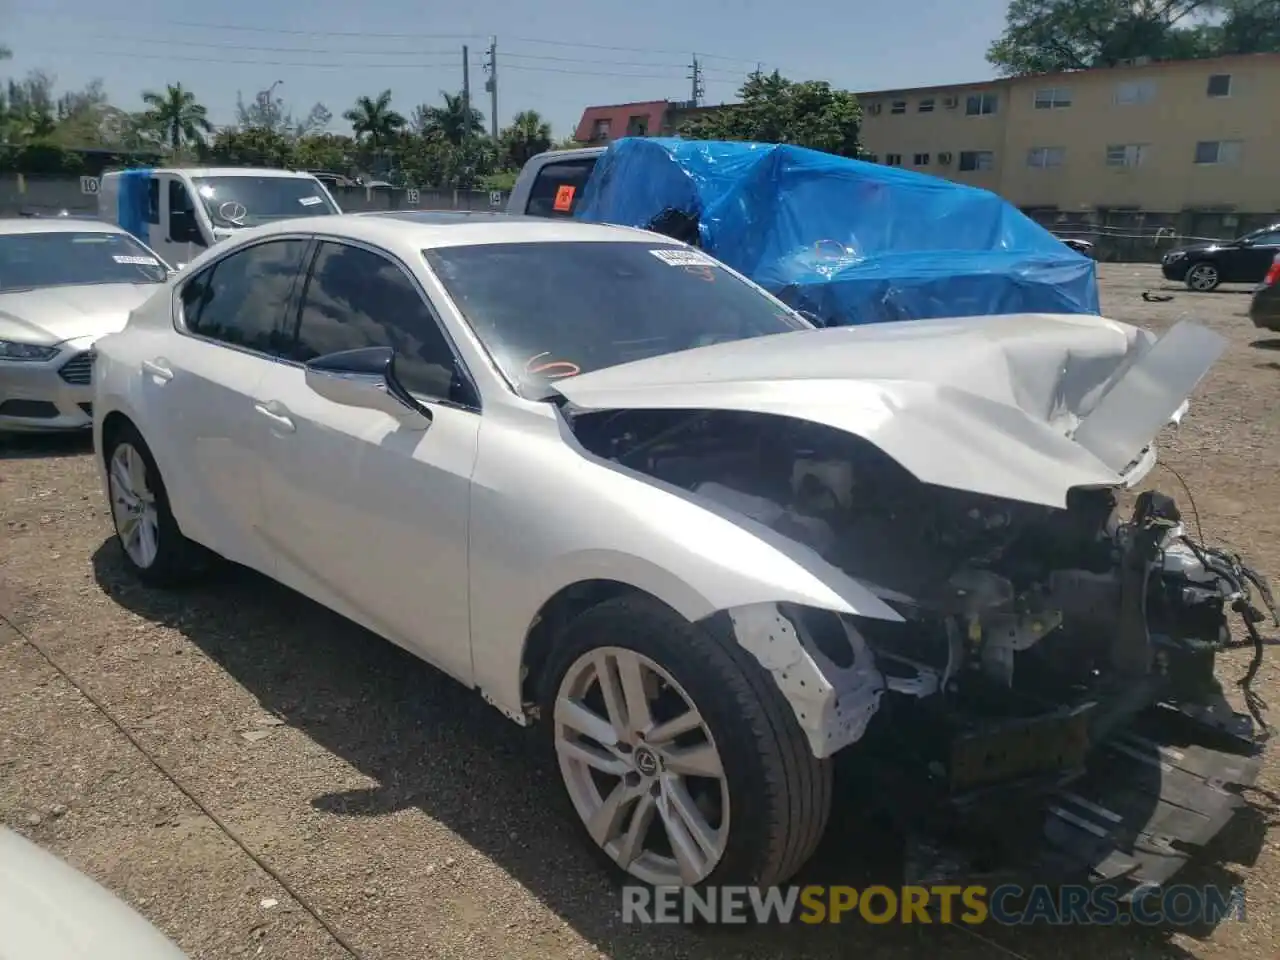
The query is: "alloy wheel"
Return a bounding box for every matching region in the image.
[108,442,160,569]
[554,646,730,886]
[1187,263,1219,291]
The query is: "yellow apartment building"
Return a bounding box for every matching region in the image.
[857,53,1280,234]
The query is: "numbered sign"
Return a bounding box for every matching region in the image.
[405,188,420,205]
[489,190,503,208]
[80,176,100,196]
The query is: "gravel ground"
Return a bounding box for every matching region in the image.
[1,263,1278,960]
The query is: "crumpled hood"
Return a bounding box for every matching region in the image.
[555,312,1226,509]
[0,283,161,346]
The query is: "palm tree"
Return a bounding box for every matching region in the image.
[413,91,484,146]
[141,83,213,150]
[500,110,553,168]
[343,90,405,150]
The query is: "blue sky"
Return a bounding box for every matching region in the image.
[6,0,1011,138]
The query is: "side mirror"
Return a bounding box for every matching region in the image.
[170,211,206,246]
[304,346,432,429]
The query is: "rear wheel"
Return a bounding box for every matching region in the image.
[104,424,209,586]
[1185,261,1220,291]
[542,595,832,888]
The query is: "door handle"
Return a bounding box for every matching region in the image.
[141,359,173,382]
[254,401,296,433]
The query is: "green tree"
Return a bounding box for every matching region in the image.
[412,91,484,146]
[498,109,552,169]
[205,126,295,167]
[343,90,405,150]
[4,71,58,142]
[986,0,1279,75]
[680,71,863,158]
[141,83,213,150]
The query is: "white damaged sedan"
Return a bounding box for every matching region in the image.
[92,213,1273,892]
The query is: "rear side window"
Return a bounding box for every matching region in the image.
[180,239,309,355]
[524,159,597,218]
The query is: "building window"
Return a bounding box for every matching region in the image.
[1026,146,1065,168]
[864,153,879,163]
[1194,140,1243,165]
[591,118,611,140]
[1033,87,1072,109]
[626,115,649,136]
[912,153,930,166]
[965,93,998,116]
[890,100,907,114]
[1114,80,1156,105]
[958,150,994,171]
[885,153,903,166]
[1206,73,1232,97]
[1105,143,1148,167]
[918,98,935,113]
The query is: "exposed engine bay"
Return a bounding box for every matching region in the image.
[573,406,1277,890]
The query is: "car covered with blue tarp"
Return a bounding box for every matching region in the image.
[572,137,1099,326]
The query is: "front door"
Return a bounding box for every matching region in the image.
[158,175,210,270]
[1240,230,1280,284]
[256,239,479,683]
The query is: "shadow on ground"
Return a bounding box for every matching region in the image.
[91,540,1261,959]
[1250,339,1280,352]
[0,431,94,461]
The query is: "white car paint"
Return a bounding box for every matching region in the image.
[91,213,1221,756]
[0,827,189,959]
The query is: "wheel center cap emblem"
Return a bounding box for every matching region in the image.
[634,747,659,776]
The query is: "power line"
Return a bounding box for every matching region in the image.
[13,45,741,82]
[13,8,778,68]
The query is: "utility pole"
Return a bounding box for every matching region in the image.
[461,44,471,143]
[688,56,704,107]
[484,37,498,140]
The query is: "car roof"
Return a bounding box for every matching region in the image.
[0,218,131,236]
[103,167,321,180]
[242,212,666,251]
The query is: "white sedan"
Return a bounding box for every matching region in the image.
[0,218,170,433]
[92,212,1269,891]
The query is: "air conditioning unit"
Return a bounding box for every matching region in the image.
[938,151,953,165]
[943,96,959,109]
[868,103,883,115]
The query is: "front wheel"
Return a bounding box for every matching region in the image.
[1185,262,1221,291]
[104,424,209,586]
[542,595,832,888]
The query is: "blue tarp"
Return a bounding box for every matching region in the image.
[117,168,153,243]
[573,138,1099,326]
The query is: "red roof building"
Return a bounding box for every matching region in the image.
[573,100,673,144]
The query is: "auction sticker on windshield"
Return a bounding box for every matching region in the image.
[112,255,161,266]
[649,248,717,267]
[299,196,323,206]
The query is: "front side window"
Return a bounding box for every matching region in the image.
[290,242,461,402]
[180,238,309,354]
[423,241,808,399]
[191,176,338,228]
[524,159,597,218]
[0,231,168,291]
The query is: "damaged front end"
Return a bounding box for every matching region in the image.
[569,404,1276,894]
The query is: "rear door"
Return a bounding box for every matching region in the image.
[146,236,311,573]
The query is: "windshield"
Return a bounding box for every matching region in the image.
[0,231,169,291]
[192,176,339,227]
[423,241,809,397]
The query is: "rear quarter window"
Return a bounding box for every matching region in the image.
[524,159,597,218]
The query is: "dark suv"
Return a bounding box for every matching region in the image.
[1161,223,1280,292]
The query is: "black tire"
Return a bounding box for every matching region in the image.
[1185,261,1221,292]
[103,422,210,587]
[539,594,833,888]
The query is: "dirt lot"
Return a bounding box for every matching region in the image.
[1,263,1278,960]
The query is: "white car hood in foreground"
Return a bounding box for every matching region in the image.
[555,313,1226,509]
[0,828,189,959]
[0,283,162,346]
